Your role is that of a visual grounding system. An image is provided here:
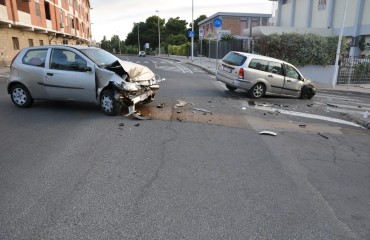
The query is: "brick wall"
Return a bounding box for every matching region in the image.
[222,17,242,35]
[0,28,80,66]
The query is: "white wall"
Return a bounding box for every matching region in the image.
[298,65,336,85]
[281,1,292,27]
[362,0,370,25]
[294,0,308,27]
[333,0,357,29]
[311,0,328,28]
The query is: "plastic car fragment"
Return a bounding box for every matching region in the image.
[259,131,277,136]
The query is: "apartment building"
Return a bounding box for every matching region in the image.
[256,0,370,57]
[198,12,272,51]
[0,0,92,66]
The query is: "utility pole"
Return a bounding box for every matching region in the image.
[331,0,348,88]
[156,10,161,56]
[191,0,194,61]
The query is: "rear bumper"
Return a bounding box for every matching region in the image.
[216,72,254,90]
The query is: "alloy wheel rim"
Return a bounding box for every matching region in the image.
[12,88,27,105]
[101,95,113,112]
[253,85,263,97]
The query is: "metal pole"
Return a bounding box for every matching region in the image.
[118,31,121,54]
[137,24,140,51]
[331,0,348,88]
[191,0,194,61]
[156,10,160,56]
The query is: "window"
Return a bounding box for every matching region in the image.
[262,18,268,26]
[12,37,20,50]
[268,61,283,75]
[249,59,268,72]
[282,0,289,4]
[318,0,326,11]
[50,49,87,71]
[35,0,41,17]
[59,9,64,27]
[39,40,44,46]
[285,64,300,79]
[63,39,68,44]
[222,52,247,66]
[44,1,51,20]
[22,49,47,67]
[28,39,34,47]
[70,15,74,28]
[68,0,72,6]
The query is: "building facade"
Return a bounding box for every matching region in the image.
[0,0,92,66]
[265,0,370,57]
[198,12,272,51]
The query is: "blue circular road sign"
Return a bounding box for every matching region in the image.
[213,17,223,28]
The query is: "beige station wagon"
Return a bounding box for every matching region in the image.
[216,51,316,99]
[7,45,160,116]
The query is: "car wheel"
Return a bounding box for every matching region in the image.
[10,84,33,108]
[100,90,120,116]
[225,84,237,91]
[249,83,265,98]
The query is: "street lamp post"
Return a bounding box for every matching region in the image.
[118,31,121,54]
[137,23,140,51]
[191,0,194,61]
[156,10,161,56]
[331,0,348,88]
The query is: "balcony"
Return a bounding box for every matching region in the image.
[0,5,8,22]
[18,10,32,26]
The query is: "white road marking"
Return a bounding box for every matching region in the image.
[243,105,364,128]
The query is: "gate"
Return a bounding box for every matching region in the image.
[338,57,370,84]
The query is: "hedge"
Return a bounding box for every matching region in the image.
[254,33,346,66]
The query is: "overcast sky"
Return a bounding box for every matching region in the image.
[89,0,275,42]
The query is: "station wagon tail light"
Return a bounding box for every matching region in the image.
[238,68,244,79]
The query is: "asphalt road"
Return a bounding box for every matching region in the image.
[0,56,369,239]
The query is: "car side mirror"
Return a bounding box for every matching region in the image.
[81,66,92,72]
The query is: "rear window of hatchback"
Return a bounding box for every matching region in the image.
[222,52,247,66]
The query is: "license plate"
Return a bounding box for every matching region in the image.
[223,66,232,73]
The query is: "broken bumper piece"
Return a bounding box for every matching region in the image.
[124,86,159,115]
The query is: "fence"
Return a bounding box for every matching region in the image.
[338,57,370,84]
[196,39,244,59]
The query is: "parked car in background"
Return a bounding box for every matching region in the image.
[7,45,160,116]
[216,51,316,99]
[138,51,146,57]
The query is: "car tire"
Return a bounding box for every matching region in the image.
[249,83,265,99]
[225,84,237,91]
[300,86,315,100]
[100,89,120,116]
[10,84,34,108]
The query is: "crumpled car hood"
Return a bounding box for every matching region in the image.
[113,59,155,82]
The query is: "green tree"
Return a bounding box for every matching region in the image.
[164,17,188,37]
[166,34,188,45]
[100,36,112,52]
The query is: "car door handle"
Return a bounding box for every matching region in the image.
[268,74,273,77]
[47,73,54,76]
[287,80,291,82]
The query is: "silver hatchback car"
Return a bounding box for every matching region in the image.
[7,45,160,116]
[216,51,316,99]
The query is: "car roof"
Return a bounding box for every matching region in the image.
[20,45,98,51]
[229,51,290,65]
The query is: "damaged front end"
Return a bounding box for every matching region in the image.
[301,78,316,100]
[96,60,160,115]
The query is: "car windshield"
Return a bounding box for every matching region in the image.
[222,52,247,66]
[79,48,118,67]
